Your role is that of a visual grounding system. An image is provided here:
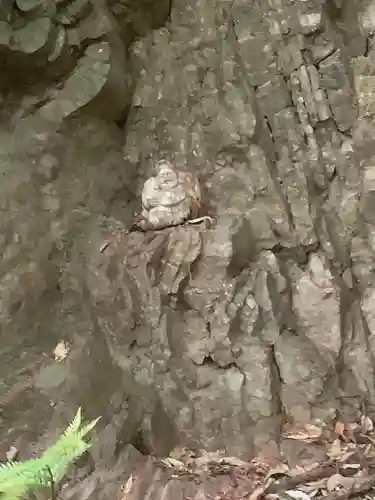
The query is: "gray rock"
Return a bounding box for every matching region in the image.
[308,32,336,63]
[319,51,357,132]
[0,21,11,46]
[58,0,92,26]
[38,42,111,123]
[48,25,66,62]
[298,12,322,34]
[15,0,42,12]
[0,0,13,22]
[359,1,375,35]
[11,17,52,54]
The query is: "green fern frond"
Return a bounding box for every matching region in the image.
[63,406,83,436]
[0,456,44,500]
[40,430,91,482]
[77,416,101,438]
[0,407,100,500]
[0,460,18,473]
[0,484,25,500]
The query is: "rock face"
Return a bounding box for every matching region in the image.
[2,0,375,498]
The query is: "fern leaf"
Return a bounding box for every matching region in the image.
[0,457,45,493]
[0,484,27,500]
[78,416,101,438]
[40,411,99,482]
[0,460,18,473]
[63,407,82,437]
[0,457,39,484]
[0,408,100,498]
[39,432,90,482]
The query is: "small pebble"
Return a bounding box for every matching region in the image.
[6,445,19,461]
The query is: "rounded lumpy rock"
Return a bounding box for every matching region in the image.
[139,160,201,229]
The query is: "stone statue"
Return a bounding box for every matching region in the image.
[132,159,211,231]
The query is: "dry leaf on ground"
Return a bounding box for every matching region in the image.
[282,424,323,443]
[284,489,312,500]
[334,421,345,437]
[326,473,356,491]
[160,457,190,472]
[361,415,374,434]
[327,439,347,459]
[298,485,320,497]
[220,456,248,468]
[264,464,290,481]
[119,475,134,500]
[194,450,223,468]
[248,477,276,500]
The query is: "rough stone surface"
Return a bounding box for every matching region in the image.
[2,0,375,498]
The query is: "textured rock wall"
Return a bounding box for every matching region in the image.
[2,0,375,476]
[107,0,375,456]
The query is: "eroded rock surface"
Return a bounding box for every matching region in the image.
[2,0,375,499]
